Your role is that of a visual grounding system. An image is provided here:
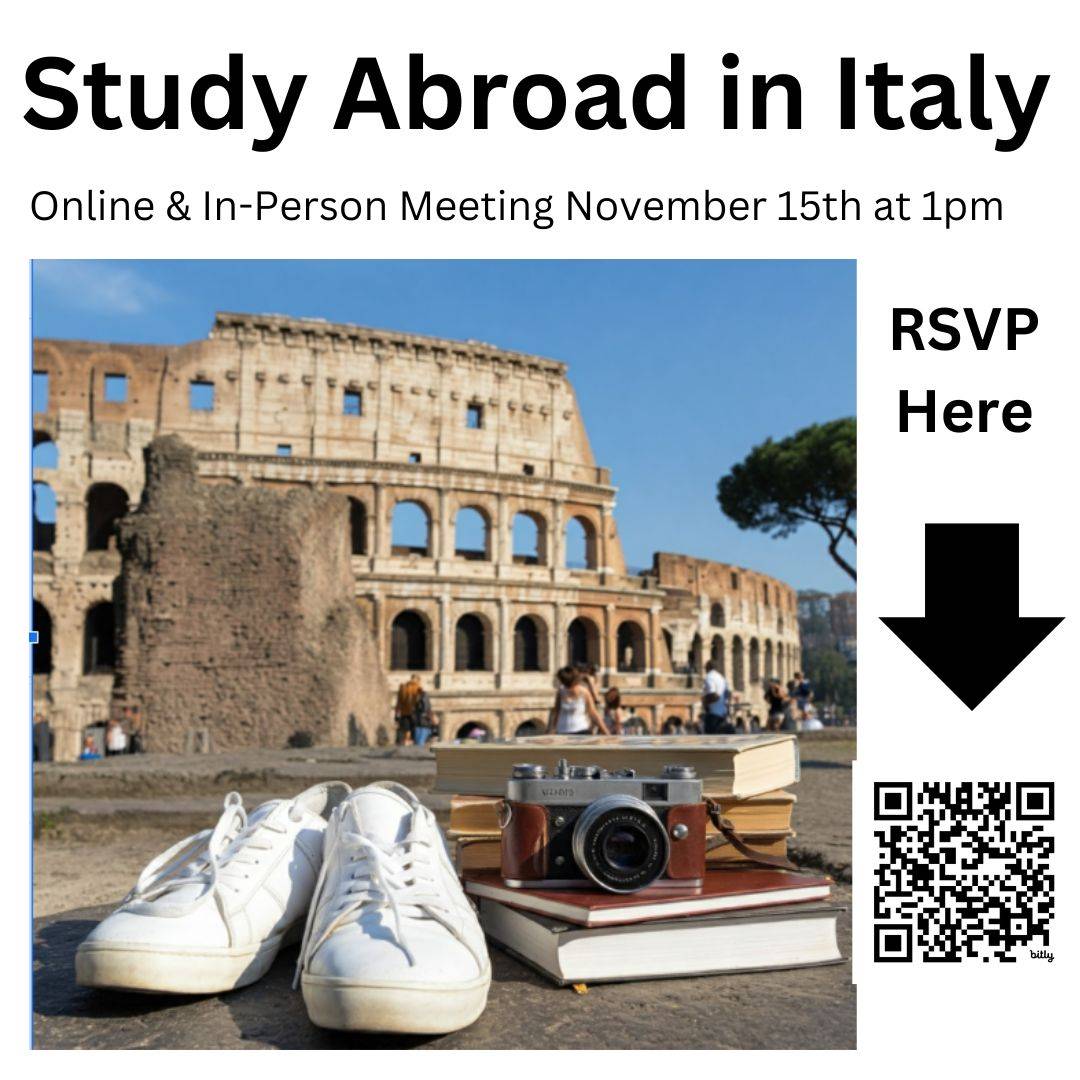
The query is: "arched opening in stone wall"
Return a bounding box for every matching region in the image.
[567,616,600,668]
[390,610,429,670]
[391,500,431,556]
[616,620,646,672]
[33,600,53,675]
[564,515,597,570]
[512,511,545,565]
[687,633,703,674]
[86,483,129,551]
[749,638,761,684]
[710,634,725,673]
[513,615,545,672]
[455,721,491,741]
[732,636,746,692]
[454,506,490,560]
[455,614,490,671]
[32,432,58,470]
[764,640,775,679]
[662,715,684,734]
[32,481,56,552]
[622,714,648,735]
[514,719,544,737]
[710,602,726,628]
[83,601,116,674]
[348,498,367,556]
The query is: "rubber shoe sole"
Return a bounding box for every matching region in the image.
[301,968,491,1034]
[75,923,301,995]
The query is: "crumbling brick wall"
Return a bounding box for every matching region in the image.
[114,435,389,751]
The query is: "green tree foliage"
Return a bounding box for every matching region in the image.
[802,647,857,714]
[717,418,856,581]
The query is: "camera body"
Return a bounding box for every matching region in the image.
[499,759,707,893]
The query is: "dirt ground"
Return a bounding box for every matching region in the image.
[33,735,856,1049]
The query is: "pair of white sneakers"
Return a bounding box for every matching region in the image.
[75,781,492,1035]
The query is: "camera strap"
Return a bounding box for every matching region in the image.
[704,797,800,872]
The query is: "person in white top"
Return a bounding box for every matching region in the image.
[547,667,609,735]
[105,716,128,756]
[701,660,731,735]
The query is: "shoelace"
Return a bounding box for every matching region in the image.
[294,804,482,987]
[122,791,301,945]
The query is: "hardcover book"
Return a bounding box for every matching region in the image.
[477,897,844,985]
[434,734,800,798]
[463,866,831,928]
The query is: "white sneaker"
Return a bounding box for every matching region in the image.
[296,781,491,1034]
[76,782,350,994]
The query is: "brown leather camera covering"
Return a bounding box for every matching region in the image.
[501,801,549,880]
[666,802,707,880]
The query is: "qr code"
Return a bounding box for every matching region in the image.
[874,782,1054,963]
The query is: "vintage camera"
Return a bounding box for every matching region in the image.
[499,759,707,893]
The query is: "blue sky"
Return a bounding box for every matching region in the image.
[32,259,855,591]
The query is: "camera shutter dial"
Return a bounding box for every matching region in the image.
[511,763,546,779]
[662,764,697,780]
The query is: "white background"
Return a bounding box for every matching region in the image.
[3,0,1077,1068]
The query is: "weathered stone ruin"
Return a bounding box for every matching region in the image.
[113,435,389,752]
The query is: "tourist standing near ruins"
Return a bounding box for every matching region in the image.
[548,667,609,735]
[394,675,423,745]
[794,672,814,723]
[104,715,127,756]
[603,687,625,735]
[411,683,435,747]
[126,705,145,754]
[702,660,732,734]
[575,663,601,711]
[765,678,789,731]
[32,713,52,762]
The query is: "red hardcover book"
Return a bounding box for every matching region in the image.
[463,866,832,928]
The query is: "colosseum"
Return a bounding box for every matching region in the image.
[32,311,801,760]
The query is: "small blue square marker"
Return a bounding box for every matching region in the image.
[29,631,39,645]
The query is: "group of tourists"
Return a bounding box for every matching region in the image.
[394,663,634,744]
[762,672,816,731]
[78,706,145,760]
[393,674,435,747]
[702,662,815,734]
[33,705,147,763]
[394,663,817,745]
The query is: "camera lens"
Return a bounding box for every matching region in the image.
[602,826,650,871]
[571,795,670,893]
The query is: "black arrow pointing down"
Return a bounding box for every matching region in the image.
[881,523,1063,709]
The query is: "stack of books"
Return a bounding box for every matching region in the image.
[434,733,844,985]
